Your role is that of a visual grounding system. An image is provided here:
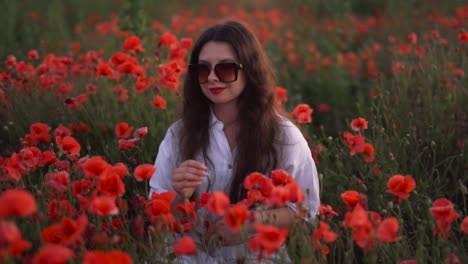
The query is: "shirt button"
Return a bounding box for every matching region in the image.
[228,164,232,169]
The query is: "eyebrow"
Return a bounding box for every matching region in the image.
[198,58,236,64]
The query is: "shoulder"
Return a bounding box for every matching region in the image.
[166,119,183,137]
[276,116,307,145]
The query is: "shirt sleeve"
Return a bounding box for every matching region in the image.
[148,122,181,198]
[278,121,320,221]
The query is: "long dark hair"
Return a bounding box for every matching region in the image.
[180,20,281,203]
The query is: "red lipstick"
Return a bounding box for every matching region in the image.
[209,87,226,94]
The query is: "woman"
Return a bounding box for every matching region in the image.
[149,20,320,263]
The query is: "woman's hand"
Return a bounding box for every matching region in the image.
[204,218,244,247]
[172,160,207,198]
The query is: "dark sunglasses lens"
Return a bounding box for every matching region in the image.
[195,64,210,83]
[215,63,237,82]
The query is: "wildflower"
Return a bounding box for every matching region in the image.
[275,86,288,103]
[33,244,75,264]
[83,250,133,264]
[89,196,119,217]
[134,164,156,182]
[56,136,81,156]
[342,132,365,155]
[361,143,375,163]
[150,95,167,109]
[248,225,288,260]
[159,32,177,47]
[376,217,402,242]
[205,191,230,216]
[173,236,196,256]
[350,117,368,132]
[41,215,88,245]
[28,49,39,60]
[319,204,339,221]
[291,103,313,124]
[430,198,460,240]
[47,199,76,222]
[311,221,338,256]
[122,35,145,53]
[45,171,70,192]
[115,122,134,139]
[29,122,52,145]
[386,174,416,204]
[344,204,374,253]
[0,220,32,259]
[224,203,249,233]
[0,189,37,217]
[82,156,110,179]
[341,190,361,210]
[97,172,126,197]
[461,216,468,235]
[134,127,149,139]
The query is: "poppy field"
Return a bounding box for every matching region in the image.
[0,0,467,263]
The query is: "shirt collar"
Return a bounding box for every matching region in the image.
[209,107,224,130]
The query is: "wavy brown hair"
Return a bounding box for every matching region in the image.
[180,20,282,203]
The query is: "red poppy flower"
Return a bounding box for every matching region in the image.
[461,216,468,235]
[430,198,460,240]
[341,190,360,210]
[82,156,110,179]
[224,203,249,233]
[311,221,338,255]
[342,132,365,155]
[29,122,52,145]
[133,164,156,182]
[41,215,88,245]
[350,117,368,131]
[45,171,70,192]
[115,122,134,139]
[122,35,145,53]
[271,170,293,186]
[248,224,288,258]
[344,204,374,253]
[175,199,197,219]
[112,162,128,178]
[134,127,148,139]
[291,104,313,124]
[28,49,39,60]
[0,220,32,258]
[376,217,402,242]
[33,244,75,264]
[150,95,167,110]
[361,143,375,163]
[97,172,126,198]
[47,199,77,222]
[159,32,177,47]
[56,136,81,156]
[89,196,119,217]
[275,86,288,103]
[172,236,196,256]
[205,191,230,216]
[318,204,339,221]
[386,174,416,203]
[83,250,133,264]
[0,189,37,217]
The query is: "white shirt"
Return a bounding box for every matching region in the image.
[149,110,320,263]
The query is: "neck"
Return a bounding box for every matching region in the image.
[213,102,239,126]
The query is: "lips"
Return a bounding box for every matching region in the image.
[209,87,226,94]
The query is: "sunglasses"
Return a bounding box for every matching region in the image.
[189,62,243,83]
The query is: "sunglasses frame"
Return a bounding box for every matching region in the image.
[189,62,244,84]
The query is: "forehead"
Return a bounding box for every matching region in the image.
[198,41,237,63]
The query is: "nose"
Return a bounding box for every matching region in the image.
[207,67,219,82]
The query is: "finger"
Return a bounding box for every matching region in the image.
[181,160,207,170]
[176,167,207,178]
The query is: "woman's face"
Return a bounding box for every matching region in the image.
[197,41,246,107]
